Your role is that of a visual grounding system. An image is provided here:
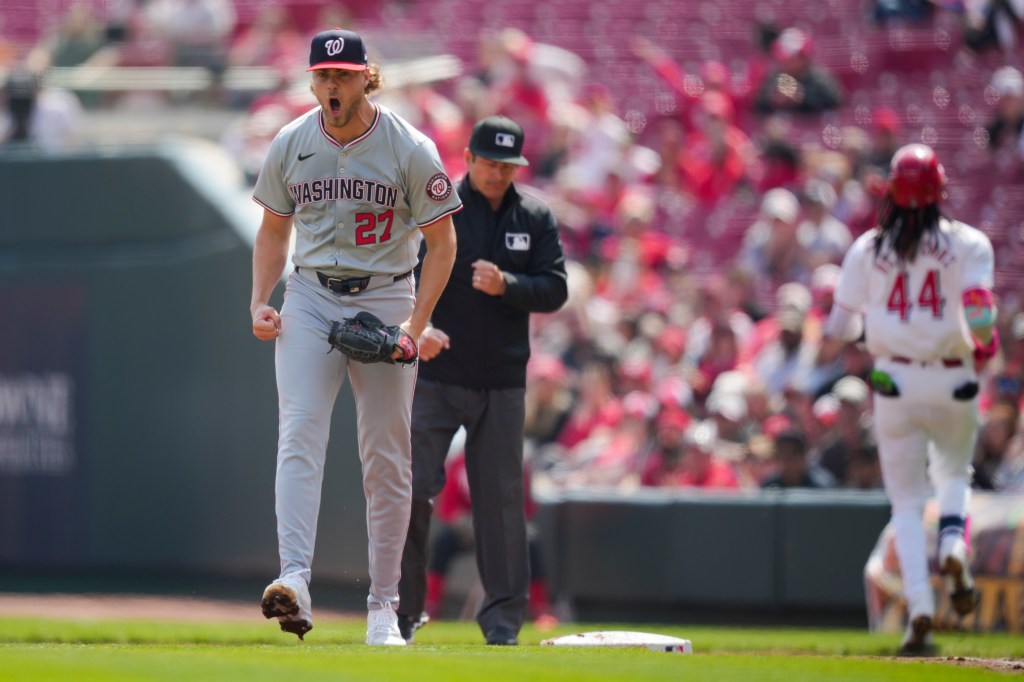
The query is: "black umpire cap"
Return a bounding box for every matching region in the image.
[307,28,368,72]
[469,116,529,166]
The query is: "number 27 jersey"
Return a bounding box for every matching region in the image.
[832,218,994,361]
[253,103,463,276]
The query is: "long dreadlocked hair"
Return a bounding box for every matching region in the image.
[873,193,944,263]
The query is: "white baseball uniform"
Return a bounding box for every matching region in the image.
[253,103,462,609]
[829,217,994,619]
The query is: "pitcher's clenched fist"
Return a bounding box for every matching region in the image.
[252,305,281,341]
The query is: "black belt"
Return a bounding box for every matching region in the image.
[891,356,964,368]
[300,267,412,295]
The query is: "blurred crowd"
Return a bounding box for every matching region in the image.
[3,1,1024,495]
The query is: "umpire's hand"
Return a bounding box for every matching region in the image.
[252,305,282,341]
[418,326,450,361]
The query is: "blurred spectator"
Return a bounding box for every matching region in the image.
[804,266,850,395]
[683,274,755,397]
[693,322,742,405]
[736,433,776,488]
[754,28,842,115]
[495,28,586,105]
[973,401,1021,489]
[557,83,631,194]
[862,107,903,174]
[650,324,688,384]
[562,389,656,487]
[985,66,1024,153]
[809,264,841,321]
[706,386,755,455]
[740,188,812,288]
[980,368,1024,416]
[738,282,812,369]
[26,2,115,71]
[962,0,1024,53]
[676,92,756,206]
[523,354,574,452]
[145,0,236,68]
[815,376,874,484]
[643,419,739,489]
[631,37,751,131]
[616,354,654,396]
[639,407,691,486]
[747,304,819,400]
[486,30,560,165]
[761,429,835,489]
[872,0,935,24]
[554,362,620,450]
[844,443,884,490]
[227,6,302,70]
[753,115,803,191]
[798,179,852,268]
[1,67,84,152]
[100,0,173,68]
[1006,311,1024,377]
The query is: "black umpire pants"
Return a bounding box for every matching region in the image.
[398,378,529,638]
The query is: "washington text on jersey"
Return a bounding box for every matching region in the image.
[288,177,399,208]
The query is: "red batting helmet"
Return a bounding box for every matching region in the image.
[888,143,946,208]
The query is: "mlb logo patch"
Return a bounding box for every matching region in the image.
[495,133,516,148]
[506,233,530,251]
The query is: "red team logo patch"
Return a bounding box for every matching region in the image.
[426,173,453,201]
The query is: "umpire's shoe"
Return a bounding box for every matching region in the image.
[261,573,313,640]
[898,615,937,657]
[397,612,429,644]
[939,537,979,617]
[485,626,519,646]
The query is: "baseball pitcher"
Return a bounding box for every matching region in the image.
[249,28,460,645]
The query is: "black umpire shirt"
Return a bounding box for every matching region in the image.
[417,175,568,389]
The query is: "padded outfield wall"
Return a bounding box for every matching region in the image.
[0,142,373,586]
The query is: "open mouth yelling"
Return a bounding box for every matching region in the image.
[328,97,341,117]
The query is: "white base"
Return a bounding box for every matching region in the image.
[540,630,693,654]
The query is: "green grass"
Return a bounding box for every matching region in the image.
[0,617,1020,682]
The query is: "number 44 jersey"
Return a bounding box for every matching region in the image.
[832,217,994,362]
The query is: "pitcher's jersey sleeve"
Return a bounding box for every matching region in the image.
[405,137,462,227]
[253,131,296,217]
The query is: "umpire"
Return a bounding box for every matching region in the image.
[398,116,569,645]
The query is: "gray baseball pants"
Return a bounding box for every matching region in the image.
[274,270,416,609]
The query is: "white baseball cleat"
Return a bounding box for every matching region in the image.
[366,602,407,646]
[938,536,979,617]
[261,573,313,640]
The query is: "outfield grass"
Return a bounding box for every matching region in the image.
[0,617,1020,681]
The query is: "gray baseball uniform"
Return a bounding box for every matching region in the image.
[254,103,462,608]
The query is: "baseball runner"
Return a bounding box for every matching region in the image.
[824,144,996,656]
[249,28,460,645]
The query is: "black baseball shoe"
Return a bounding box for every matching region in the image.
[397,612,429,644]
[485,626,519,646]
